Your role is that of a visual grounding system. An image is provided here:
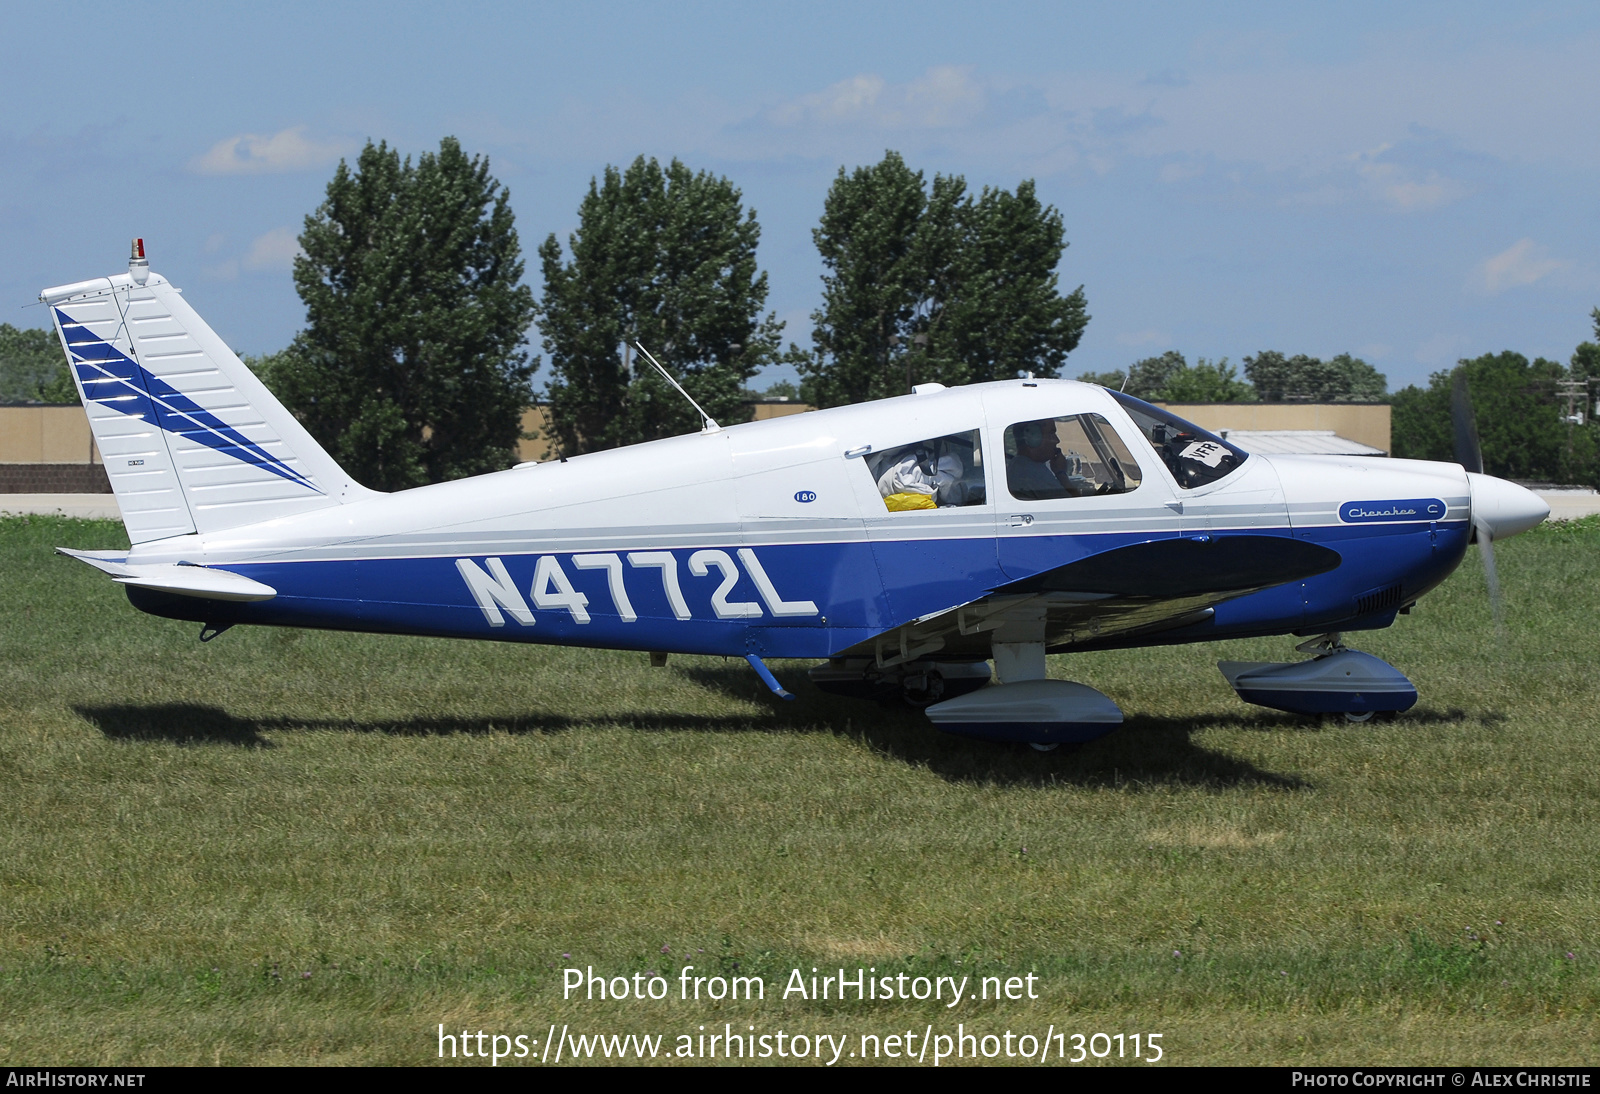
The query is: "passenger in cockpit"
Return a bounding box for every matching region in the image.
[1006,419,1095,498]
[876,445,968,505]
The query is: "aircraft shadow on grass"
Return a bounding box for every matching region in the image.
[75,658,1504,790]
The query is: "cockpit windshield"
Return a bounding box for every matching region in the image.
[1109,391,1248,490]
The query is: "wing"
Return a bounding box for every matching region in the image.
[838,534,1342,667]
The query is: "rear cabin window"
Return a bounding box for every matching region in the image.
[1003,413,1143,501]
[1109,391,1248,490]
[865,430,986,512]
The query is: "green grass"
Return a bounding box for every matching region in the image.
[2,514,1598,1065]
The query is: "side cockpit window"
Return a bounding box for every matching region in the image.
[1109,391,1247,490]
[1003,413,1143,501]
[865,429,986,512]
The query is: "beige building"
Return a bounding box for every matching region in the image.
[0,405,107,492]
[1154,402,1391,455]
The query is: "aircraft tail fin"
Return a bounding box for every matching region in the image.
[40,243,372,544]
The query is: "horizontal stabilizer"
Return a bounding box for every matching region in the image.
[57,547,276,602]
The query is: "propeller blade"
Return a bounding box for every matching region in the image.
[1474,516,1503,631]
[1451,368,1484,475]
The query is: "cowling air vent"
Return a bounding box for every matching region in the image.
[1355,583,1404,618]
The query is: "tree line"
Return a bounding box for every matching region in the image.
[1390,313,1600,486]
[1076,350,1388,404]
[3,135,1596,489]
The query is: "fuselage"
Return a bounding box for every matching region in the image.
[118,379,1477,660]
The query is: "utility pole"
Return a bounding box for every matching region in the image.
[1556,376,1595,426]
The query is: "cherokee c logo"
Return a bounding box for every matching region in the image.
[1339,498,1446,523]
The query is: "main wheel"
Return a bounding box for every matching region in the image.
[899,671,946,708]
[1344,710,1374,723]
[1029,742,1060,752]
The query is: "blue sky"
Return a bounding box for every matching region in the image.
[4,1,1597,391]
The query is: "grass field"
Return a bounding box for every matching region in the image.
[1,513,1597,1066]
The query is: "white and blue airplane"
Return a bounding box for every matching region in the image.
[40,244,1550,748]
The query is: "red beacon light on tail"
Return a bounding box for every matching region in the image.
[129,238,149,285]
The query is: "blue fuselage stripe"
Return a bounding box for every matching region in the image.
[156,521,1469,658]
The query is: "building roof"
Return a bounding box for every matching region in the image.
[1219,429,1386,457]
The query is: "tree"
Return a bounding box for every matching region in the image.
[1077,352,1175,398]
[1243,351,1387,402]
[800,151,1088,407]
[536,157,783,457]
[933,181,1090,389]
[1390,351,1597,485]
[265,138,536,491]
[1575,306,1600,382]
[0,324,77,404]
[1079,350,1252,402]
[1162,357,1254,402]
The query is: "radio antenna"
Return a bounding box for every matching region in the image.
[635,342,720,433]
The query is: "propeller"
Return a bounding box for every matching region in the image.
[1451,368,1502,627]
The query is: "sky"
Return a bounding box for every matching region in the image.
[4,1,1598,392]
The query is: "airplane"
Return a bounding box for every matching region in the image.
[39,243,1551,750]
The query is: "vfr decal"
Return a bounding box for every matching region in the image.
[455,549,818,627]
[1180,440,1228,468]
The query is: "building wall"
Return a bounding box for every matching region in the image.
[1155,402,1391,454]
[0,405,100,464]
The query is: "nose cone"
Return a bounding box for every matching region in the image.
[1467,472,1550,540]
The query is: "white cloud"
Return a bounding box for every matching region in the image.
[769,66,985,130]
[243,227,302,271]
[197,227,301,281]
[1476,239,1568,294]
[1353,149,1468,212]
[191,126,349,176]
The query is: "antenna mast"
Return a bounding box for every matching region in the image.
[635,343,721,433]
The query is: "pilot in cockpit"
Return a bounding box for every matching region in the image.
[1006,419,1095,498]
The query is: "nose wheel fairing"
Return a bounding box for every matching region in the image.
[1219,648,1418,717]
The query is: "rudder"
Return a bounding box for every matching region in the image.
[41,242,370,543]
